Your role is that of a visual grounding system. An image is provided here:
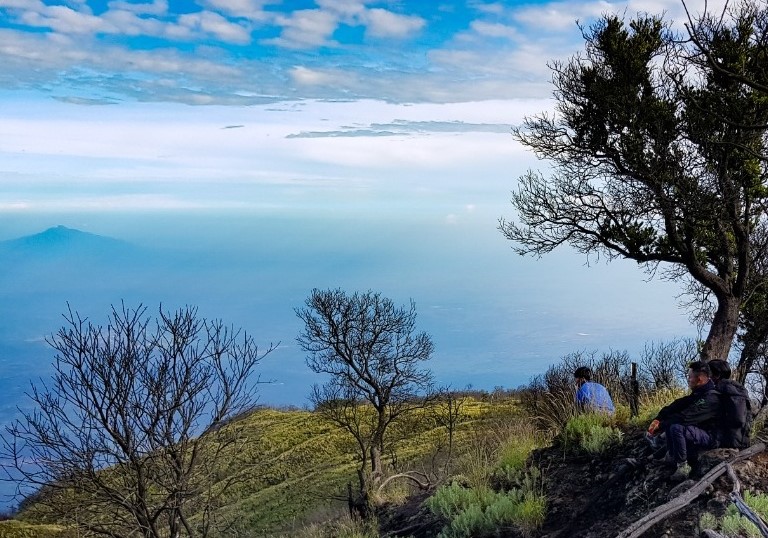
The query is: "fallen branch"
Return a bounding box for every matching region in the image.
[616,442,766,538]
[377,471,432,493]
[727,464,768,537]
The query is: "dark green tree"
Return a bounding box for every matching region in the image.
[296,289,434,514]
[500,2,768,361]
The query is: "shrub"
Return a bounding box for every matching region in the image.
[439,502,493,538]
[489,420,541,489]
[426,484,496,520]
[518,341,693,432]
[454,416,541,490]
[631,386,687,427]
[698,491,768,538]
[636,339,694,390]
[698,512,717,533]
[518,349,631,430]
[744,490,768,520]
[720,512,760,538]
[495,432,538,472]
[426,470,546,538]
[511,493,546,537]
[562,413,623,454]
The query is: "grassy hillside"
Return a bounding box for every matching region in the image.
[7,396,520,537]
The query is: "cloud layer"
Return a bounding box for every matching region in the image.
[0,0,729,105]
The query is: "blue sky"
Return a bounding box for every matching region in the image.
[0,0,727,215]
[0,0,720,386]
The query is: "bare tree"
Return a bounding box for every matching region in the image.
[1,303,275,538]
[296,289,434,514]
[425,387,469,478]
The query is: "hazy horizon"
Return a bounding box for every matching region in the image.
[0,212,697,406]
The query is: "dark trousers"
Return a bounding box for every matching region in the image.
[664,423,715,466]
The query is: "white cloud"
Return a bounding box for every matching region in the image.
[289,66,345,86]
[19,4,113,34]
[472,2,505,15]
[176,11,252,44]
[106,0,168,16]
[199,0,273,21]
[0,0,45,8]
[316,0,368,18]
[101,8,166,36]
[0,0,736,105]
[513,1,612,31]
[469,20,516,39]
[266,9,339,48]
[511,0,733,34]
[363,8,424,38]
[0,97,554,216]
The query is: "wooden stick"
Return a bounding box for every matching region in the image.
[727,464,768,538]
[616,442,766,538]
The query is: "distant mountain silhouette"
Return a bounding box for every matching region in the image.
[0,226,155,296]
[0,225,132,256]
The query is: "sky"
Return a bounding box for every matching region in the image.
[0,0,729,217]
[0,0,725,393]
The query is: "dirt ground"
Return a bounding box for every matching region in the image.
[378,430,768,538]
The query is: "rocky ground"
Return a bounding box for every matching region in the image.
[378,430,768,538]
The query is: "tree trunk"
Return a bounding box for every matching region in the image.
[370,445,382,485]
[736,339,759,384]
[700,296,740,362]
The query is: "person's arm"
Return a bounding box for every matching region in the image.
[575,385,588,410]
[656,395,689,424]
[671,392,720,425]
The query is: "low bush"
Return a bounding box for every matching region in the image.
[453,415,541,490]
[696,490,768,538]
[720,512,760,538]
[426,469,546,538]
[698,512,717,533]
[518,341,692,433]
[562,413,623,454]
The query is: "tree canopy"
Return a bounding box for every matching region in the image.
[499,1,768,361]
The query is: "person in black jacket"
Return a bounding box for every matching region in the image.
[648,361,721,481]
[708,359,752,449]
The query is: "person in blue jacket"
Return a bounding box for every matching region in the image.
[574,366,615,415]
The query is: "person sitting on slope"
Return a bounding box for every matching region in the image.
[647,360,721,481]
[574,366,615,415]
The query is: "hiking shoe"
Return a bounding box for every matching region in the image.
[689,463,702,480]
[670,462,691,482]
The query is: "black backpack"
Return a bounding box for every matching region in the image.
[718,380,753,449]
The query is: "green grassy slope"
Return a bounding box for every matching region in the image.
[9,397,520,537]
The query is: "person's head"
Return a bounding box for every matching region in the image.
[687,360,711,390]
[574,366,592,386]
[708,359,732,382]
